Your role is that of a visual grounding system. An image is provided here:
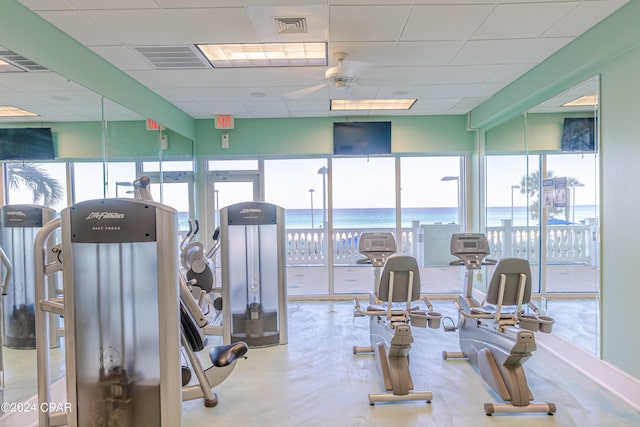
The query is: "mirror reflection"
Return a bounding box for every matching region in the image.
[484,75,600,356]
[0,59,194,409]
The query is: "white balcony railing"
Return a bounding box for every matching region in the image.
[286,219,598,267]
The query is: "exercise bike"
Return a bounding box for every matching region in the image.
[353,232,441,405]
[442,233,556,415]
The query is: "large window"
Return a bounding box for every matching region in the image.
[400,156,464,293]
[265,159,329,296]
[4,162,67,211]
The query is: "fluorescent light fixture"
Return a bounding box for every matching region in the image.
[331,99,416,111]
[196,42,327,68]
[562,95,598,107]
[0,106,39,117]
[0,59,24,73]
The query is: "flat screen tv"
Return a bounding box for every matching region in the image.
[0,127,55,160]
[333,121,391,156]
[561,117,595,152]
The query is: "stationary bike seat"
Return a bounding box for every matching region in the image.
[209,342,248,368]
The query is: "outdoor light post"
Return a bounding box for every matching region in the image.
[441,176,460,225]
[511,185,521,223]
[317,166,328,230]
[309,188,315,228]
[572,183,585,223]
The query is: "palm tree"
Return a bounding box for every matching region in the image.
[5,163,64,207]
[519,170,583,222]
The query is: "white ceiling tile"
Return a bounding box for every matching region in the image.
[451,39,535,65]
[68,0,158,8]
[402,4,494,41]
[82,10,185,45]
[544,0,629,38]
[165,8,257,44]
[329,5,412,42]
[472,2,577,39]
[423,84,479,99]
[392,41,465,66]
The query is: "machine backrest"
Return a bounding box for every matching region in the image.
[486,258,532,305]
[378,255,421,302]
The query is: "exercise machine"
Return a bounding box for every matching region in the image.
[219,201,287,347]
[442,233,556,415]
[179,219,225,335]
[1,204,60,349]
[0,246,11,403]
[34,198,247,427]
[353,232,441,405]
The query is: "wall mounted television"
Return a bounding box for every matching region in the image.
[333,121,391,156]
[561,117,595,152]
[0,127,55,160]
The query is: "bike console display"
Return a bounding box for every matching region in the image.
[449,233,492,269]
[358,232,397,267]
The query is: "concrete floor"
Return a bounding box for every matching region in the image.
[180,300,638,427]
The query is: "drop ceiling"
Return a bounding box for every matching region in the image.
[0,0,629,122]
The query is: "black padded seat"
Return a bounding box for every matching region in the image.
[209,342,248,368]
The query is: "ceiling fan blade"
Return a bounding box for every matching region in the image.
[285,83,328,99]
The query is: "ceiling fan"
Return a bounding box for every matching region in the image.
[286,52,368,98]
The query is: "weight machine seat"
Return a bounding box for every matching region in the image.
[377,255,422,303]
[210,342,248,368]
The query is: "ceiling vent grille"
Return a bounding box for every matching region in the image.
[134,45,211,69]
[0,47,48,71]
[274,17,308,34]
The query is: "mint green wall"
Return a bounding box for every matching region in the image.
[486,112,593,154]
[1,121,192,160]
[597,44,640,379]
[195,115,473,157]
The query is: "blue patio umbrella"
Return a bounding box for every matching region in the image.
[546,218,575,225]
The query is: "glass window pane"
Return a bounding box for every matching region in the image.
[208,160,258,171]
[332,157,395,294]
[143,161,194,172]
[544,153,599,293]
[265,159,328,296]
[400,156,463,293]
[73,162,105,202]
[485,154,540,291]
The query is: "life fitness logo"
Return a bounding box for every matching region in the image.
[6,210,27,217]
[86,212,126,220]
[239,208,262,214]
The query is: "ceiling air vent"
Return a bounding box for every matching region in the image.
[0,47,48,71]
[134,45,211,69]
[274,17,308,34]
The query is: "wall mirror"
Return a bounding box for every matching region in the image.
[0,51,194,411]
[484,75,600,356]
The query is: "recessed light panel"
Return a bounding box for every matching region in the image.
[196,43,327,68]
[331,99,416,111]
[0,106,39,117]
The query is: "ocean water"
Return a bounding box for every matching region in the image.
[284,205,599,229]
